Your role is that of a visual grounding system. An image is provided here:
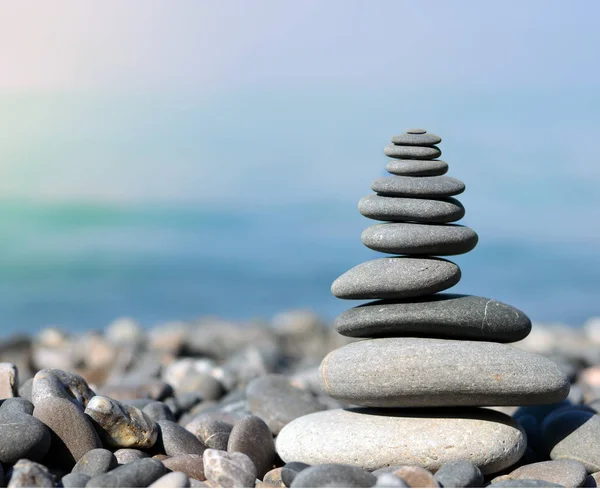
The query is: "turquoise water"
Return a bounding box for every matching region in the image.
[1,199,598,335]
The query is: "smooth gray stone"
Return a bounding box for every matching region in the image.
[542,410,600,472]
[358,195,463,223]
[8,459,55,488]
[406,128,426,134]
[335,294,531,342]
[62,472,91,488]
[156,420,206,456]
[386,159,449,176]
[331,257,460,300]
[19,378,33,401]
[142,401,176,422]
[32,369,95,408]
[0,399,51,464]
[374,473,409,487]
[246,374,326,435]
[290,464,376,488]
[319,338,569,407]
[72,448,118,477]
[149,472,191,488]
[86,458,166,488]
[281,462,310,487]
[487,481,563,488]
[372,176,465,198]
[203,449,257,488]
[276,407,525,474]
[113,449,148,464]
[384,144,441,160]
[361,223,478,255]
[434,460,483,488]
[192,418,233,451]
[507,460,587,488]
[228,415,275,478]
[162,454,205,481]
[390,132,441,146]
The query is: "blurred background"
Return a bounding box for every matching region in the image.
[1,0,599,335]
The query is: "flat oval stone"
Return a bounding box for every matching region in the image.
[319,338,569,407]
[384,145,441,160]
[227,415,275,478]
[335,294,532,342]
[507,460,587,488]
[331,257,461,300]
[386,159,448,176]
[276,407,525,474]
[406,128,426,134]
[372,176,465,198]
[390,133,441,146]
[246,374,326,435]
[291,464,376,488]
[358,195,464,223]
[361,223,478,255]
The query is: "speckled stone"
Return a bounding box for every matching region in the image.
[113,448,148,464]
[507,460,587,488]
[335,294,532,342]
[319,338,569,407]
[372,176,465,198]
[228,415,275,478]
[390,132,442,146]
[163,454,205,481]
[358,195,463,223]
[276,407,525,474]
[86,458,166,488]
[149,472,191,488]
[246,374,326,435]
[433,460,483,488]
[386,159,449,177]
[62,472,91,488]
[7,459,56,488]
[85,395,158,449]
[262,468,286,488]
[384,145,441,160]
[290,464,376,488]
[72,448,118,477]
[361,223,478,255]
[543,410,600,472]
[156,420,206,457]
[203,449,257,488]
[331,257,461,300]
[0,398,51,464]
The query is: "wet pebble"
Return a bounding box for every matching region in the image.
[290,463,376,488]
[86,458,166,488]
[203,449,257,488]
[228,415,275,478]
[72,448,118,477]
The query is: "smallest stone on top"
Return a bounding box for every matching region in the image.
[384,128,443,162]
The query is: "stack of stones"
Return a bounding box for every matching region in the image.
[276,129,570,476]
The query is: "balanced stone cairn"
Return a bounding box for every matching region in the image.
[276,129,570,476]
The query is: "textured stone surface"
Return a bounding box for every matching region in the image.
[386,159,448,177]
[0,399,51,464]
[262,468,286,488]
[507,460,587,488]
[156,420,206,457]
[290,464,376,488]
[85,395,158,449]
[335,294,532,342]
[0,362,18,398]
[191,418,233,451]
[8,459,55,488]
[372,176,465,198]
[113,448,148,464]
[390,133,442,146]
[361,223,478,255]
[203,449,257,488]
[319,338,569,407]
[62,472,91,488]
[72,448,118,477]
[358,194,463,223]
[227,415,275,478]
[276,407,525,474]
[149,472,191,488]
[86,458,166,488]
[384,144,441,160]
[246,374,325,434]
[433,460,483,488]
[163,454,205,481]
[543,410,600,472]
[331,257,461,300]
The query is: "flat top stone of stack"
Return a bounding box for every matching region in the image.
[386,159,448,177]
[407,128,427,134]
[385,144,441,160]
[276,407,525,475]
[390,132,441,146]
[331,257,460,300]
[335,294,532,342]
[319,338,569,408]
[359,195,465,223]
[361,222,478,256]
[372,175,465,198]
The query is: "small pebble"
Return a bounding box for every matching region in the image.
[228,415,276,478]
[389,466,438,488]
[507,460,587,488]
[86,458,166,488]
[487,480,563,488]
[0,362,18,398]
[156,420,206,456]
[149,472,191,488]
[72,448,118,477]
[62,472,91,488]
[191,418,233,451]
[290,463,376,488]
[143,401,176,422]
[433,460,483,488]
[163,454,206,481]
[113,448,148,464]
[203,449,257,488]
[281,462,310,487]
[261,468,286,488]
[7,459,56,488]
[375,473,410,488]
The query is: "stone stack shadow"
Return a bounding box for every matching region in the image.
[276,129,570,475]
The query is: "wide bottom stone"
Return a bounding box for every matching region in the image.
[275,408,526,475]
